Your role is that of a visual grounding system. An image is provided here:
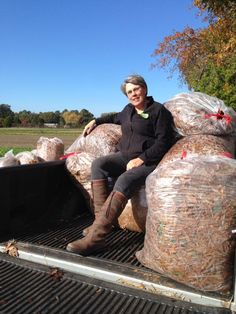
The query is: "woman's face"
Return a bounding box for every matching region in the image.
[125,83,147,110]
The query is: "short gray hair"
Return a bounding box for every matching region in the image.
[120,75,148,96]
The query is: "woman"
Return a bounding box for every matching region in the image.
[66,74,176,255]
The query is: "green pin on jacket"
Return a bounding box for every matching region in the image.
[139,112,149,119]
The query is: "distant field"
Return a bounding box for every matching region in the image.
[0,127,82,156]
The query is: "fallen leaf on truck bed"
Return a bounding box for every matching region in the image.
[49,268,64,281]
[4,240,19,257]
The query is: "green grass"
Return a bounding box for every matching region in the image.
[0,147,33,157]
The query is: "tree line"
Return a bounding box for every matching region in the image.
[0,104,95,128]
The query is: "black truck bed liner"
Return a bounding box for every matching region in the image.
[0,248,229,314]
[0,161,234,313]
[0,213,232,314]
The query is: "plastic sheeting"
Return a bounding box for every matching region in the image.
[136,156,236,294]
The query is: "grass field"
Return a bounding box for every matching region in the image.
[0,127,83,157]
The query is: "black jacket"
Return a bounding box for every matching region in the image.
[95,96,176,165]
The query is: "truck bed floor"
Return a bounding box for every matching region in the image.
[0,213,232,314]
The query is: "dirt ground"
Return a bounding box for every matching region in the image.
[0,134,76,149]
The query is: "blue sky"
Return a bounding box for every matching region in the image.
[0,0,206,117]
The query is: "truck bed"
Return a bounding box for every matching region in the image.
[0,161,234,313]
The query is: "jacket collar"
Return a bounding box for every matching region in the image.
[128,96,154,113]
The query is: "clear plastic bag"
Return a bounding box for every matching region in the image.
[159,134,235,166]
[65,124,122,157]
[66,152,96,209]
[65,134,86,154]
[164,92,236,136]
[0,150,19,167]
[118,186,147,233]
[36,137,64,161]
[136,155,236,294]
[15,151,39,165]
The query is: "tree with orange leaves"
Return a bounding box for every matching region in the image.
[152,0,236,109]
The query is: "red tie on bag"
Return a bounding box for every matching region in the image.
[181,151,187,159]
[60,152,78,160]
[204,109,232,125]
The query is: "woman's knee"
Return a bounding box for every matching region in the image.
[113,168,149,198]
[91,156,105,170]
[91,156,108,179]
[113,173,135,198]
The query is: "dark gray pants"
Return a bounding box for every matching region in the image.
[91,152,156,199]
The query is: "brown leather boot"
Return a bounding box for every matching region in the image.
[83,179,109,236]
[66,191,128,255]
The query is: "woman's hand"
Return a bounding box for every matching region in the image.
[82,119,96,136]
[126,157,144,170]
